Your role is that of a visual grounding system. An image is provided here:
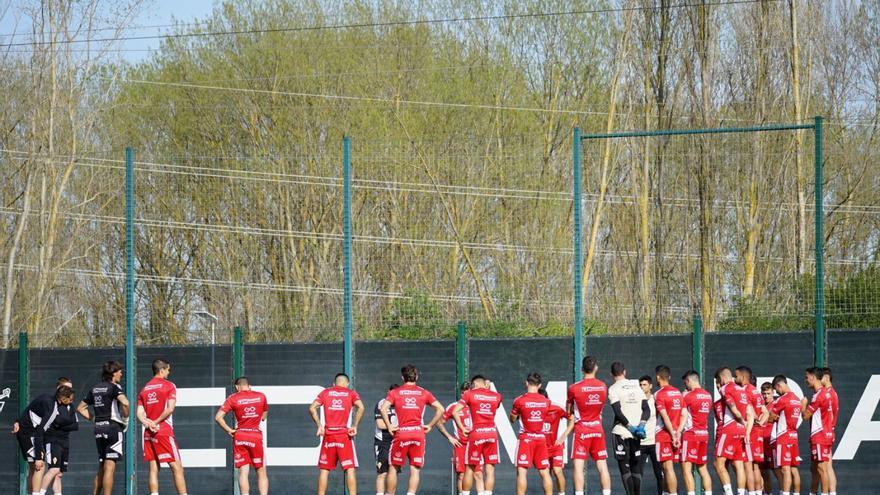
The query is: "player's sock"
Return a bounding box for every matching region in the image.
[689,491,696,495]
[602,491,610,495]
[781,492,790,495]
[738,489,746,495]
[575,492,585,495]
[38,490,46,495]
[722,485,733,495]
[830,492,837,495]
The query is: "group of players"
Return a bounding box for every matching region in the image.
[12,356,839,495]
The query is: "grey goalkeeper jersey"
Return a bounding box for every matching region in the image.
[608,379,644,438]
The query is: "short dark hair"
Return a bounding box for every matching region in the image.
[772,375,788,387]
[655,365,671,381]
[56,377,71,387]
[735,365,752,378]
[460,381,471,392]
[610,362,626,377]
[821,367,833,382]
[55,385,74,400]
[102,361,123,381]
[750,375,757,386]
[714,367,730,381]
[401,364,418,383]
[234,376,249,386]
[527,372,542,386]
[335,373,350,382]
[389,383,399,391]
[471,374,487,384]
[760,381,773,392]
[538,388,549,398]
[582,356,598,374]
[806,367,825,380]
[682,369,700,382]
[639,375,653,384]
[152,359,170,375]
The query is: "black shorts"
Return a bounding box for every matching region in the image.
[16,433,37,463]
[95,421,125,462]
[374,440,392,474]
[45,442,70,472]
[612,434,642,461]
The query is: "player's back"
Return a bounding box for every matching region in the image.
[444,400,470,441]
[462,388,503,428]
[771,391,801,445]
[512,392,550,436]
[654,385,683,441]
[808,388,834,445]
[543,404,566,445]
[388,383,436,429]
[139,377,176,433]
[719,382,748,436]
[682,388,712,439]
[224,390,267,432]
[568,377,607,428]
[85,381,125,425]
[318,385,360,433]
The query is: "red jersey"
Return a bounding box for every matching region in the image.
[138,377,177,434]
[828,386,840,426]
[654,385,684,443]
[221,390,268,432]
[713,399,725,436]
[682,387,712,441]
[315,386,361,433]
[567,377,607,432]
[543,404,566,446]
[719,382,749,436]
[807,387,835,445]
[460,388,502,438]
[743,383,766,438]
[770,391,801,446]
[444,400,471,442]
[385,383,437,429]
[511,392,550,437]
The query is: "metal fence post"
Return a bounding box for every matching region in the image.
[233,326,244,495]
[572,127,583,381]
[124,146,137,495]
[343,137,354,382]
[453,321,468,495]
[692,311,704,495]
[18,331,28,495]
[814,116,826,367]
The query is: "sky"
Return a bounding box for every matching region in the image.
[0,0,216,62]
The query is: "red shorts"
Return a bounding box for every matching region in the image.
[466,435,500,466]
[142,431,181,464]
[655,440,679,463]
[759,436,774,470]
[452,443,480,473]
[680,438,708,465]
[749,437,765,464]
[548,444,565,468]
[318,432,358,471]
[773,442,799,467]
[233,430,265,469]
[715,432,745,462]
[811,443,832,463]
[390,432,426,468]
[515,434,549,469]
[572,428,607,461]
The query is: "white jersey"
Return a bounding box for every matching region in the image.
[641,395,657,446]
[608,379,643,438]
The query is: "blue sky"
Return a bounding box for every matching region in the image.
[0,0,216,62]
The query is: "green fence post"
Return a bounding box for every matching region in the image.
[232,326,244,495]
[814,116,826,367]
[18,331,28,495]
[572,127,583,382]
[343,137,354,382]
[692,311,704,495]
[124,146,137,495]
[453,321,468,495]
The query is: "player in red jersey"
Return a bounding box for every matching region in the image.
[380,364,445,495]
[758,382,776,495]
[136,359,188,495]
[453,374,503,495]
[561,356,611,495]
[769,375,802,495]
[437,381,485,495]
[736,366,770,495]
[215,377,269,495]
[510,372,554,495]
[713,367,753,495]
[820,368,838,495]
[309,373,365,495]
[539,388,568,495]
[654,365,684,495]
[680,370,713,495]
[803,367,833,495]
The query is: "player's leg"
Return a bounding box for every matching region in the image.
[462,465,475,492]
[147,460,160,494]
[101,460,117,495]
[760,466,772,495]
[53,471,63,494]
[39,467,61,493]
[572,458,586,494]
[827,458,837,494]
[385,466,399,494]
[661,459,676,494]
[474,467,485,493]
[516,466,529,495]
[376,472,387,495]
[407,466,421,494]
[552,465,566,495]
[539,468,553,495]
[596,459,612,493]
[345,468,357,495]
[649,445,665,495]
[256,466,269,495]
[168,460,187,495]
[698,463,712,494]
[683,460,695,494]
[809,460,819,495]
[733,460,746,492]
[238,465,251,495]
[317,468,330,495]
[92,462,103,495]
[791,463,800,493]
[614,435,635,495]
[779,465,792,492]
[484,463,496,493]
[629,439,644,495]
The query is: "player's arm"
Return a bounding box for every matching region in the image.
[153,397,176,425]
[558,410,576,445]
[76,400,93,422]
[349,399,366,436]
[214,407,236,437]
[509,400,520,423]
[756,402,769,426]
[451,401,469,434]
[135,403,154,429]
[744,404,755,439]
[379,399,397,434]
[308,399,324,436]
[640,399,650,423]
[435,420,462,447]
[424,400,444,433]
[117,393,131,418]
[677,406,689,436]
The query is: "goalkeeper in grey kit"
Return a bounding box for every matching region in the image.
[608,362,650,495]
